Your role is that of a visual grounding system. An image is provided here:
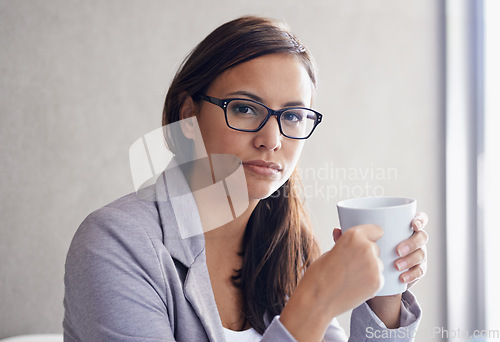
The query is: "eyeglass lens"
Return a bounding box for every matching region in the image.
[226,100,317,138]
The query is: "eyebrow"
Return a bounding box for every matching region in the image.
[226,90,306,108]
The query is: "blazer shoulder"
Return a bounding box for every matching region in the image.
[75,191,162,246]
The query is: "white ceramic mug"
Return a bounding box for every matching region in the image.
[336,196,416,296]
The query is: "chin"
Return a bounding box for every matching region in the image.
[248,192,276,201]
[247,182,287,201]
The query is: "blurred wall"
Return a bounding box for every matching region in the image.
[0,0,445,340]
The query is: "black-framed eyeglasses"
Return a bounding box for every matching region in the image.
[196,94,322,140]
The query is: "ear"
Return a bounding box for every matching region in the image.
[179,92,197,120]
[178,92,199,139]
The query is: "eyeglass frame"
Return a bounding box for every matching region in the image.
[195,94,323,140]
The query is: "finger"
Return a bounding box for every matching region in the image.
[412,212,429,231]
[333,227,342,243]
[377,257,384,272]
[400,261,427,285]
[353,224,383,242]
[395,247,426,271]
[397,230,429,257]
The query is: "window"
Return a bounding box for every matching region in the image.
[446,0,499,337]
[483,0,500,330]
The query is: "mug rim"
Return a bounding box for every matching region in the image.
[337,196,416,210]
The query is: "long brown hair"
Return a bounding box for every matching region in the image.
[162,16,321,333]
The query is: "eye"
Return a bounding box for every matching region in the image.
[282,111,304,123]
[234,104,256,115]
[228,100,261,117]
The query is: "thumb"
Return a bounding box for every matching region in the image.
[333,227,342,243]
[352,224,383,242]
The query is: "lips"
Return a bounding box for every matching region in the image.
[242,160,282,176]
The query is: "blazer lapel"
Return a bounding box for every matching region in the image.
[155,163,225,341]
[184,249,225,342]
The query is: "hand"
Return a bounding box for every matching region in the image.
[395,212,429,288]
[313,224,385,316]
[333,212,429,289]
[280,224,384,342]
[333,213,429,329]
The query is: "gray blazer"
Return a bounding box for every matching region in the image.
[63,165,421,341]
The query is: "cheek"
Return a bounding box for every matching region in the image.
[196,116,228,151]
[280,141,304,180]
[201,125,247,155]
[286,141,305,165]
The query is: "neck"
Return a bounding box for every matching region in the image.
[185,154,259,246]
[203,199,258,251]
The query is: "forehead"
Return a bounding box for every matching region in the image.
[206,54,314,107]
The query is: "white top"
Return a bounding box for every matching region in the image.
[223,327,262,341]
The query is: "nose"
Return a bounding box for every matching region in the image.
[253,115,282,151]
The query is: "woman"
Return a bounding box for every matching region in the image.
[64,16,428,341]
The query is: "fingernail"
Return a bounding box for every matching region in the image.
[415,220,422,230]
[402,275,410,283]
[396,260,408,271]
[398,245,410,257]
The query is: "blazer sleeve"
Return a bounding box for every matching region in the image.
[261,291,421,342]
[348,291,421,342]
[63,206,177,342]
